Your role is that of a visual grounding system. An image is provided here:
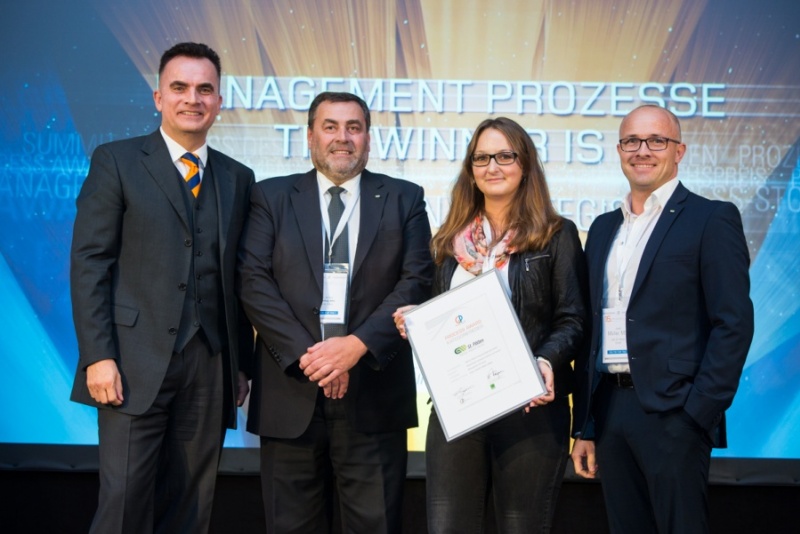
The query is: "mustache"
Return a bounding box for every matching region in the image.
[329,142,354,151]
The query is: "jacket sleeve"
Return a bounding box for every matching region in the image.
[70,144,124,369]
[236,183,318,372]
[534,219,589,371]
[684,202,754,431]
[351,184,434,370]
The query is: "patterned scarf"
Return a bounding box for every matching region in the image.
[453,216,515,274]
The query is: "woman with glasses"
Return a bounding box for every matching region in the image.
[394,117,587,533]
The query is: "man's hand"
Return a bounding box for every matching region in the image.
[322,371,350,399]
[571,438,598,479]
[86,359,124,406]
[236,371,250,406]
[299,335,367,387]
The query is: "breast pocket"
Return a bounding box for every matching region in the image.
[524,254,551,271]
[520,254,552,306]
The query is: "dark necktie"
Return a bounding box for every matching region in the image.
[323,186,348,339]
[327,186,349,263]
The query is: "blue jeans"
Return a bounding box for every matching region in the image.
[425,396,570,534]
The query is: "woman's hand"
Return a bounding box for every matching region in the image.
[392,305,416,339]
[525,358,555,412]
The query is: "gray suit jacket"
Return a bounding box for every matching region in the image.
[70,130,255,428]
[237,169,434,438]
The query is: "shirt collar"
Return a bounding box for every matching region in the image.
[316,172,361,196]
[622,177,680,219]
[160,127,209,168]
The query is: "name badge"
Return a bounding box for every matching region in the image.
[602,307,629,364]
[320,263,350,325]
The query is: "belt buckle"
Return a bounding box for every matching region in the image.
[614,373,634,388]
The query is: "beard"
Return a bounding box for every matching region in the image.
[310,144,369,184]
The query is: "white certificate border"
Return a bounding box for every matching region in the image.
[405,269,545,441]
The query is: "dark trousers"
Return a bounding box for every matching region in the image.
[260,393,408,534]
[91,333,224,534]
[594,381,713,534]
[425,397,571,534]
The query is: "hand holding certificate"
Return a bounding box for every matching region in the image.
[404,269,545,441]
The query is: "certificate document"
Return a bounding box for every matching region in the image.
[404,269,545,441]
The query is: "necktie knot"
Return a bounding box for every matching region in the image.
[181,152,202,197]
[327,186,346,229]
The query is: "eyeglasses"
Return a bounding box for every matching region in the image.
[470,151,518,167]
[619,137,682,152]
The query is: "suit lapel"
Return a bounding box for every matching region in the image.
[353,170,386,278]
[630,182,688,300]
[140,131,191,231]
[291,171,325,293]
[591,210,623,308]
[208,149,234,255]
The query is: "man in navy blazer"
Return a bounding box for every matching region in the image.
[571,105,754,533]
[71,43,254,533]
[237,92,433,533]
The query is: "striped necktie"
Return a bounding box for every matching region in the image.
[180,152,201,197]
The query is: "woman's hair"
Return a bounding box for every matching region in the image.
[431,117,562,264]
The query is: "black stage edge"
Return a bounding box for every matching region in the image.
[2,445,799,533]
[2,471,799,533]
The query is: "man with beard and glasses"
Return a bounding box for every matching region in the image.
[237,91,434,533]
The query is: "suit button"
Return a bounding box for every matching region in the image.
[196,251,203,257]
[193,321,200,327]
[168,328,177,335]
[197,227,203,234]
[178,283,187,291]
[184,239,192,247]
[312,307,320,315]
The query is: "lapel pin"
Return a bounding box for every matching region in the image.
[375,194,381,198]
[669,209,675,213]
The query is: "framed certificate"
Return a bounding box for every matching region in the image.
[404,269,545,441]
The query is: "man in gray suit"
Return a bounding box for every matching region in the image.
[238,92,434,533]
[70,42,255,533]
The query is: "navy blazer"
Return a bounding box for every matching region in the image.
[573,182,754,446]
[237,169,434,438]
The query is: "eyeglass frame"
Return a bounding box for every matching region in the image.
[618,136,683,152]
[470,151,519,167]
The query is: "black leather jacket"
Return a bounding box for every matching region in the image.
[433,218,588,398]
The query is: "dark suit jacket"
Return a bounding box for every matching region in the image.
[573,182,754,446]
[237,169,433,439]
[70,130,255,428]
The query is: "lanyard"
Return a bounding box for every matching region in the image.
[614,205,660,302]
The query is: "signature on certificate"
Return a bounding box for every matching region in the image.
[487,368,504,381]
[453,385,474,404]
